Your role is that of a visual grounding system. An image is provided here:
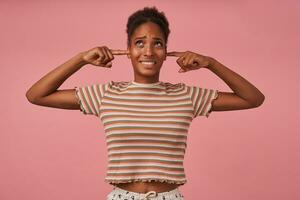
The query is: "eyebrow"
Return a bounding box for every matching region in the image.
[134,36,163,41]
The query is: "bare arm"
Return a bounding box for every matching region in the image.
[167,51,265,112]
[25,46,128,110]
[207,57,265,111]
[25,52,87,109]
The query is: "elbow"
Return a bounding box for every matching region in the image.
[250,94,265,108]
[26,94,34,104]
[26,91,37,104]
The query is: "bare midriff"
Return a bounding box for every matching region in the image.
[112,181,180,193]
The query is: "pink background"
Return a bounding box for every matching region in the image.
[1,0,299,200]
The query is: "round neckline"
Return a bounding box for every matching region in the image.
[131,80,161,86]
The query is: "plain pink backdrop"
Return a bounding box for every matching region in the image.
[1,0,299,200]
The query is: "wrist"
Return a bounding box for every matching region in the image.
[206,56,217,70]
[74,52,88,66]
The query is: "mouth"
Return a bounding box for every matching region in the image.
[139,60,156,66]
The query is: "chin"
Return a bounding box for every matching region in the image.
[137,69,160,77]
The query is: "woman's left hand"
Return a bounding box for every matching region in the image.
[167,51,212,73]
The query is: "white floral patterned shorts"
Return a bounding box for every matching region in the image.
[107,186,184,200]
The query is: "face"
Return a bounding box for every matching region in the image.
[127,22,167,81]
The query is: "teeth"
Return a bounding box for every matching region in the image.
[140,61,155,65]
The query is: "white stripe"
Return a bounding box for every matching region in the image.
[102,117,192,124]
[105,130,187,136]
[99,103,192,113]
[108,154,183,161]
[108,163,184,168]
[108,150,185,156]
[106,89,187,101]
[104,93,189,101]
[108,164,183,170]
[105,123,188,129]
[101,112,193,118]
[107,143,186,149]
[106,137,187,143]
[108,157,184,162]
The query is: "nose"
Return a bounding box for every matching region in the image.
[144,44,154,56]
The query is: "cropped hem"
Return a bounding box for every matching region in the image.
[105,178,187,185]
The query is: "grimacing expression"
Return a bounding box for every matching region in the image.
[127,22,167,77]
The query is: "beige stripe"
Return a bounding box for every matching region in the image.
[108,165,184,171]
[105,126,188,134]
[102,115,192,123]
[104,120,189,129]
[100,110,194,118]
[105,130,187,137]
[108,156,184,162]
[100,102,193,110]
[104,92,190,102]
[105,88,187,97]
[107,143,186,150]
[107,139,186,146]
[106,130,187,137]
[106,133,187,139]
[195,88,208,116]
[106,151,185,159]
[77,87,92,114]
[108,152,184,159]
[108,149,184,156]
[108,169,184,176]
[106,172,185,178]
[199,89,215,116]
[106,138,186,146]
[105,175,186,181]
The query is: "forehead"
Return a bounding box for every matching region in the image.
[131,22,165,41]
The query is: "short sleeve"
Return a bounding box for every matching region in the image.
[185,84,219,118]
[74,82,110,117]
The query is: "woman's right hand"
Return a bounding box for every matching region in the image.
[81,46,129,68]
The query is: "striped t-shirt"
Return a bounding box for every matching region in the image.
[74,80,218,185]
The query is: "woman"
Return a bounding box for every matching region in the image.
[26,6,265,200]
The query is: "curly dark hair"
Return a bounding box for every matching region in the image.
[126,6,170,47]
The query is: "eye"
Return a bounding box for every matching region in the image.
[135,40,144,47]
[155,41,163,47]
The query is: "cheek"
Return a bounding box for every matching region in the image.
[157,49,166,60]
[129,48,141,60]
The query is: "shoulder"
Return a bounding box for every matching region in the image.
[104,80,132,92]
[161,81,184,87]
[159,81,187,94]
[94,80,130,87]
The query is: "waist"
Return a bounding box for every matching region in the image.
[112,181,179,193]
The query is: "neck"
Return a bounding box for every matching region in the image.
[133,75,160,84]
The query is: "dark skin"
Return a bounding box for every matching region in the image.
[111,22,265,193]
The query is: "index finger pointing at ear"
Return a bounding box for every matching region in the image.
[110,49,130,55]
[167,51,184,57]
